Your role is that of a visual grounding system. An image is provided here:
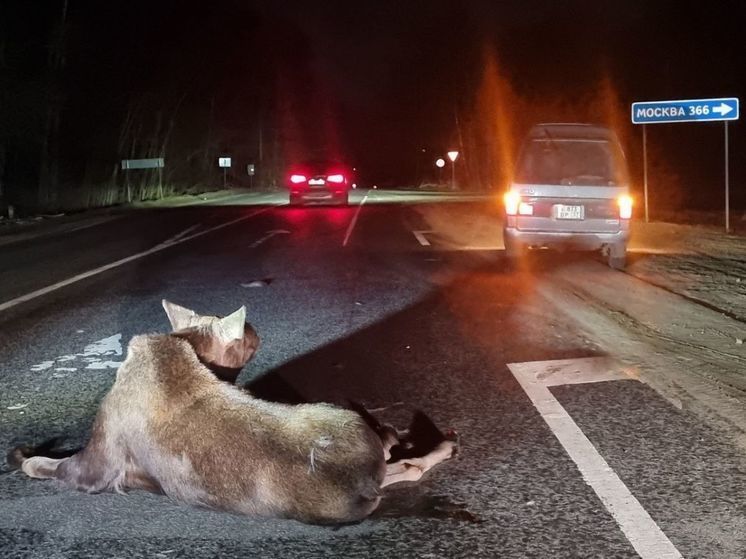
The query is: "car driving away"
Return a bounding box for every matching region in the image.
[286,159,352,206]
[503,123,633,269]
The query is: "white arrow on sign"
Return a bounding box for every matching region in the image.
[712,103,733,116]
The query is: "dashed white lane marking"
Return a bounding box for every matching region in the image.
[342,193,369,247]
[413,230,432,246]
[250,229,290,249]
[0,207,272,313]
[508,357,683,559]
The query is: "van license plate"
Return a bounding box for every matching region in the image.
[556,205,584,220]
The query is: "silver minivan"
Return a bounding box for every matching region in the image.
[503,123,633,269]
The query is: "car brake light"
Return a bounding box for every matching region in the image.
[504,191,520,215]
[327,174,345,184]
[290,174,307,184]
[618,195,633,219]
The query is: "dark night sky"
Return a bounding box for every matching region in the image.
[1,0,745,208]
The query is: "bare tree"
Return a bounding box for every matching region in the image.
[38,0,69,210]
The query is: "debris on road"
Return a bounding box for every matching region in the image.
[241,278,273,288]
[7,403,28,410]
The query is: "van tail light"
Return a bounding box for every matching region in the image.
[327,174,345,184]
[504,191,520,215]
[618,195,633,219]
[290,174,307,184]
[518,202,534,216]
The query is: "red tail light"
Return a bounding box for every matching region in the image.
[327,174,345,184]
[290,174,307,184]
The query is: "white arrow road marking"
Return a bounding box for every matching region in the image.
[250,229,290,249]
[712,103,733,116]
[0,207,273,313]
[28,334,124,376]
[413,231,432,246]
[342,193,369,247]
[508,357,683,559]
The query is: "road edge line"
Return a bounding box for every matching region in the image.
[342,193,368,247]
[0,207,272,313]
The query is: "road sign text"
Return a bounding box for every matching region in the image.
[631,97,739,124]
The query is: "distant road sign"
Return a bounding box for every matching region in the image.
[218,157,231,168]
[632,97,739,124]
[247,164,255,176]
[121,158,164,170]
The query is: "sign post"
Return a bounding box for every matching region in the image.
[642,124,648,223]
[218,157,231,188]
[447,150,459,191]
[725,122,730,232]
[247,163,255,189]
[631,97,739,231]
[121,158,165,203]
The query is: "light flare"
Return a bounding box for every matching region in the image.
[618,195,633,219]
[504,191,520,215]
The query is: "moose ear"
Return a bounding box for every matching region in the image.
[162,299,198,331]
[217,305,246,341]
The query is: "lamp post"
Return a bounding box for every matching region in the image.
[447,150,459,190]
[435,158,445,186]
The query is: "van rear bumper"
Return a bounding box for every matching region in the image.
[503,226,629,251]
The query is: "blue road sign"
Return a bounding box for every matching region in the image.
[631,97,739,124]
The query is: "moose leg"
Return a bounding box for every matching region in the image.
[381,461,425,487]
[21,448,160,494]
[381,438,458,488]
[20,455,63,479]
[19,438,127,494]
[124,464,162,493]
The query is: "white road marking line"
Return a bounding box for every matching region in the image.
[249,229,290,249]
[342,193,369,247]
[413,230,432,246]
[0,207,272,313]
[508,357,683,559]
[163,224,201,244]
[0,215,124,248]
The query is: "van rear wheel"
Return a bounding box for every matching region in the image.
[607,242,627,270]
[504,237,523,260]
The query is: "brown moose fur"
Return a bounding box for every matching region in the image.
[13,300,457,524]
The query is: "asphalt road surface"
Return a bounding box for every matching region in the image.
[1,190,745,558]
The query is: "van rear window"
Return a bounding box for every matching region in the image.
[514,139,626,186]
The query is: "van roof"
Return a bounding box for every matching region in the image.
[529,123,616,141]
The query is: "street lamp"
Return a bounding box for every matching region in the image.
[447,150,459,190]
[435,158,445,186]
